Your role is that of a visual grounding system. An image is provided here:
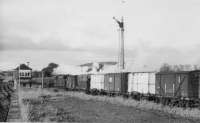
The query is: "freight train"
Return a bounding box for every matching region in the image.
[30,70,200,108]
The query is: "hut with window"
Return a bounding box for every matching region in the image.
[14,64,32,87]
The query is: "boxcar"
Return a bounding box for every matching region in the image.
[189,70,200,98]
[54,75,66,88]
[128,72,156,94]
[104,72,128,93]
[156,71,192,98]
[66,75,77,89]
[31,77,55,88]
[90,74,104,90]
[77,74,90,90]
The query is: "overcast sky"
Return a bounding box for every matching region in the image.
[1,0,200,72]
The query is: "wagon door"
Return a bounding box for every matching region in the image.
[104,74,109,91]
[109,74,115,92]
[99,75,105,90]
[121,73,128,93]
[174,73,188,97]
[104,74,115,92]
[114,73,121,92]
[155,74,161,95]
[133,73,139,93]
[128,73,134,93]
[90,75,96,89]
[162,74,175,97]
[149,73,156,94]
[189,72,200,98]
[139,73,149,94]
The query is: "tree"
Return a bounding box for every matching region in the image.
[159,63,172,72]
[159,63,199,72]
[193,65,200,70]
[184,64,192,71]
[42,63,59,77]
[32,70,42,78]
[173,65,181,72]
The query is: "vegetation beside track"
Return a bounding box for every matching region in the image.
[19,88,200,122]
[0,83,13,122]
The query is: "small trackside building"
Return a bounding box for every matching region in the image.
[14,64,32,87]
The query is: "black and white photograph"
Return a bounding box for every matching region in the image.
[0,0,200,122]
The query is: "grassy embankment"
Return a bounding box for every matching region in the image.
[18,88,200,122]
[0,84,12,122]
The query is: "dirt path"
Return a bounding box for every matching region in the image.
[6,91,22,122]
[28,94,199,123]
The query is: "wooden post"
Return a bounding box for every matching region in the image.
[148,73,150,93]
[42,71,44,88]
[173,83,175,96]
[18,64,20,89]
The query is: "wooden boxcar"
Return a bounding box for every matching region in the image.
[104,72,128,93]
[66,75,77,89]
[90,74,105,90]
[156,71,193,98]
[128,72,156,94]
[77,74,90,90]
[189,70,200,98]
[54,75,66,88]
[31,77,55,88]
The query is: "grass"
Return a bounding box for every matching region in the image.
[17,88,66,122]
[17,88,200,122]
[62,91,200,120]
[18,87,44,121]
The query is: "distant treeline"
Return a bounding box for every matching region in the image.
[32,62,59,77]
[32,62,200,77]
[159,63,200,72]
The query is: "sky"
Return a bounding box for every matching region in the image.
[1,0,200,73]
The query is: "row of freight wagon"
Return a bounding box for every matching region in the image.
[31,70,200,99]
[91,71,200,99]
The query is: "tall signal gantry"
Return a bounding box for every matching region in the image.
[113,17,125,70]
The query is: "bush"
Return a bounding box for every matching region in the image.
[99,89,107,95]
[53,89,59,92]
[90,89,99,95]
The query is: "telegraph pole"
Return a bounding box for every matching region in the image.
[120,17,125,70]
[42,71,44,88]
[113,17,125,70]
[18,64,21,89]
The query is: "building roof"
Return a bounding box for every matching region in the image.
[79,61,117,67]
[15,64,32,70]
